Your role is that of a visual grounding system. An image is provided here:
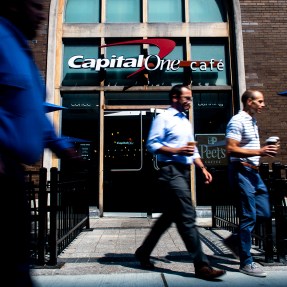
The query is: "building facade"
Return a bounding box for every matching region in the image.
[31,0,287,216]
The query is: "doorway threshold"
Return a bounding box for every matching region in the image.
[103,212,148,218]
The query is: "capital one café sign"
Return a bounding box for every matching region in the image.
[67,38,225,77]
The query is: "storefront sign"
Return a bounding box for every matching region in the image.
[116,141,134,145]
[195,134,227,166]
[68,38,224,79]
[79,143,91,160]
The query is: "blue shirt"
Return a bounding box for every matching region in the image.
[146,107,200,165]
[0,17,72,164]
[226,110,260,166]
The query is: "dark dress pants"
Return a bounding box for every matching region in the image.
[140,163,209,268]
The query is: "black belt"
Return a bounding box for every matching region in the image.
[241,162,259,171]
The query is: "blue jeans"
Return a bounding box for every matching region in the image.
[228,162,271,267]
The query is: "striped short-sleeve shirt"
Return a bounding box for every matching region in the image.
[226,110,260,166]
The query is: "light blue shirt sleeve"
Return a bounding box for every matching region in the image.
[146,108,200,164]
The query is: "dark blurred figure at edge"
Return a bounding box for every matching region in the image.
[0,1,80,286]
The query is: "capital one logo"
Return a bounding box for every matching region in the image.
[68,38,224,79]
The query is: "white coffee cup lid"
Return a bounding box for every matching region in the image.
[265,136,279,143]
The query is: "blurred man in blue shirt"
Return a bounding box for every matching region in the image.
[0,1,79,286]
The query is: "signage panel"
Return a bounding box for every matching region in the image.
[195,134,227,166]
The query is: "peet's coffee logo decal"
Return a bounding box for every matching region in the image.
[195,134,227,166]
[68,38,224,79]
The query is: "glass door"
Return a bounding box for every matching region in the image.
[103,110,161,216]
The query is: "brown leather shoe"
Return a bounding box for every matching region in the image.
[135,247,154,270]
[195,265,226,280]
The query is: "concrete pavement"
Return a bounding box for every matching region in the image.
[33,271,287,287]
[31,216,287,286]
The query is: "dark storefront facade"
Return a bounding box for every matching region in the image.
[33,0,287,216]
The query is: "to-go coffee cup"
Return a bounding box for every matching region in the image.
[187,141,197,146]
[265,136,280,146]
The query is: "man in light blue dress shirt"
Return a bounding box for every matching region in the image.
[135,84,226,280]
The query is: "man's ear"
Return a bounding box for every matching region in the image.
[246,98,253,105]
[172,96,178,103]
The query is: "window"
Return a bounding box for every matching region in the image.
[106,0,140,23]
[149,41,186,86]
[105,92,169,105]
[62,93,100,141]
[191,39,229,86]
[148,0,183,23]
[61,93,100,172]
[193,92,232,134]
[65,0,100,23]
[105,42,142,86]
[189,0,227,22]
[62,39,101,86]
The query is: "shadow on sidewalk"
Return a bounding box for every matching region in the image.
[97,251,239,278]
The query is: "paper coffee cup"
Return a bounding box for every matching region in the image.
[187,141,197,146]
[265,136,280,145]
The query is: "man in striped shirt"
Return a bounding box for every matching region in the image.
[225,90,278,277]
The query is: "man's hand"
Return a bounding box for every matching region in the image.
[178,145,195,156]
[202,168,212,184]
[260,144,279,157]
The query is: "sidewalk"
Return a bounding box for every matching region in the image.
[31,217,287,286]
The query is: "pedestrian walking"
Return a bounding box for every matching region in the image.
[225,89,279,277]
[135,84,226,280]
[0,1,80,286]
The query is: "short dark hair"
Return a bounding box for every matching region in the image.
[168,84,190,103]
[241,89,260,106]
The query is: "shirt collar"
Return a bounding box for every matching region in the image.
[168,107,187,118]
[239,110,257,124]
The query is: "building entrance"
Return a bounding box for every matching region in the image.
[103,110,163,217]
[60,91,233,215]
